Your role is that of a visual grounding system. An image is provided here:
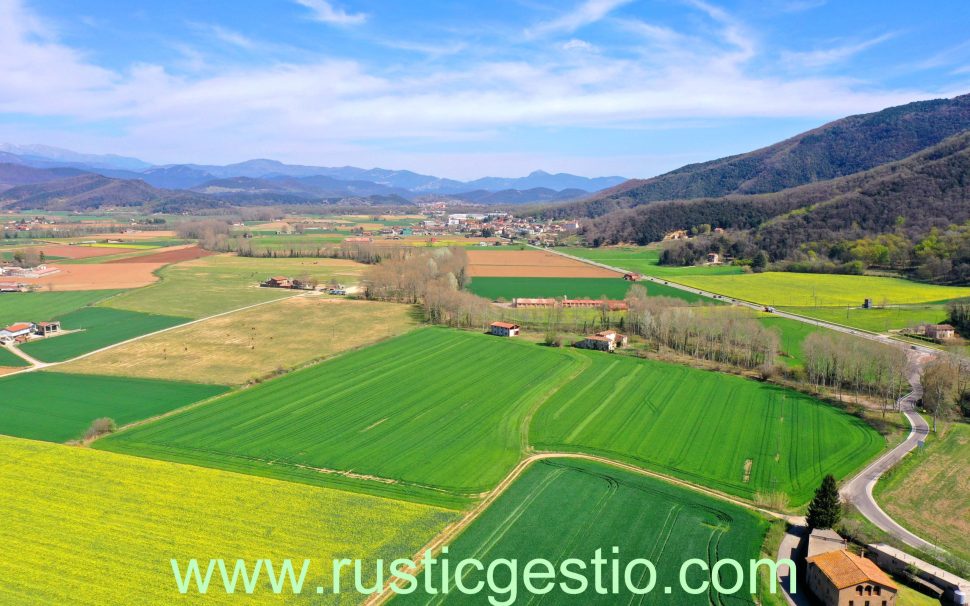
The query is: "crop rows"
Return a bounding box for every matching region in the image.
[530,352,883,505]
[98,329,581,508]
[397,458,767,605]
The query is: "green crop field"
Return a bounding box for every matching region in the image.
[779,305,950,333]
[466,276,709,303]
[561,246,744,277]
[758,316,823,367]
[103,254,365,317]
[0,346,30,367]
[0,436,457,605]
[530,352,883,505]
[0,290,121,326]
[19,307,189,362]
[397,458,768,605]
[97,329,582,508]
[673,273,970,307]
[0,372,227,442]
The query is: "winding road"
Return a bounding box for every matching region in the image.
[536,245,942,551]
[839,360,936,551]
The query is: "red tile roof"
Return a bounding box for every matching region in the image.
[808,550,897,590]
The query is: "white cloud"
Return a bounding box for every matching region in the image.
[0,0,959,176]
[527,0,634,37]
[205,24,257,49]
[782,33,896,70]
[293,0,366,26]
[561,38,594,51]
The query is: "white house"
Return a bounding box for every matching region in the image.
[489,322,520,337]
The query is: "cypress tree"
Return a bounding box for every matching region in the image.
[806,474,843,529]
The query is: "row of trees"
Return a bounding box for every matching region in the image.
[624,286,779,370]
[922,354,970,430]
[802,332,909,409]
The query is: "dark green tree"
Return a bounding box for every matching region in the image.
[806,474,842,529]
[752,250,770,273]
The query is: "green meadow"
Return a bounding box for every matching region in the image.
[0,372,227,442]
[0,290,121,326]
[467,276,709,303]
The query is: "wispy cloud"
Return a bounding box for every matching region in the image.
[293,0,366,26]
[782,33,896,69]
[526,0,633,38]
[561,38,595,51]
[205,24,256,49]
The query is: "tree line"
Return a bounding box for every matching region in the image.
[802,331,909,410]
[624,286,779,371]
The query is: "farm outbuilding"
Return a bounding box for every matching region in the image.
[489,322,520,337]
[262,276,292,289]
[924,324,956,341]
[35,321,61,337]
[0,322,35,342]
[0,282,28,293]
[595,330,628,347]
[576,335,616,352]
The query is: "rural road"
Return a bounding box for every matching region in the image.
[1,343,50,369]
[537,246,942,552]
[1,291,310,378]
[839,360,936,551]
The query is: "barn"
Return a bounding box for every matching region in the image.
[489,322,520,337]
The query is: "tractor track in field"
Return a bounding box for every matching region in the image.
[363,450,792,606]
[538,245,944,555]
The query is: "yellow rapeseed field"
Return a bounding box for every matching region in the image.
[675,272,970,307]
[0,436,457,605]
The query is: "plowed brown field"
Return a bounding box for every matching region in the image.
[466,249,621,277]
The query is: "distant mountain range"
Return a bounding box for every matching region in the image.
[0,145,626,211]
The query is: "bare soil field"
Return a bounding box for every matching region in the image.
[466,249,622,277]
[19,263,166,291]
[105,244,213,265]
[60,296,417,384]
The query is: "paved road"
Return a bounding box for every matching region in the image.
[537,245,943,551]
[776,518,810,606]
[839,360,936,551]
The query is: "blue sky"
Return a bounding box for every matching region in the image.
[0,0,968,179]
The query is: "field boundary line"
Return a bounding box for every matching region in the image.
[2,291,308,378]
[540,244,951,558]
[363,451,790,606]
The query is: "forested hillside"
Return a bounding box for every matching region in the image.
[546,93,970,219]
